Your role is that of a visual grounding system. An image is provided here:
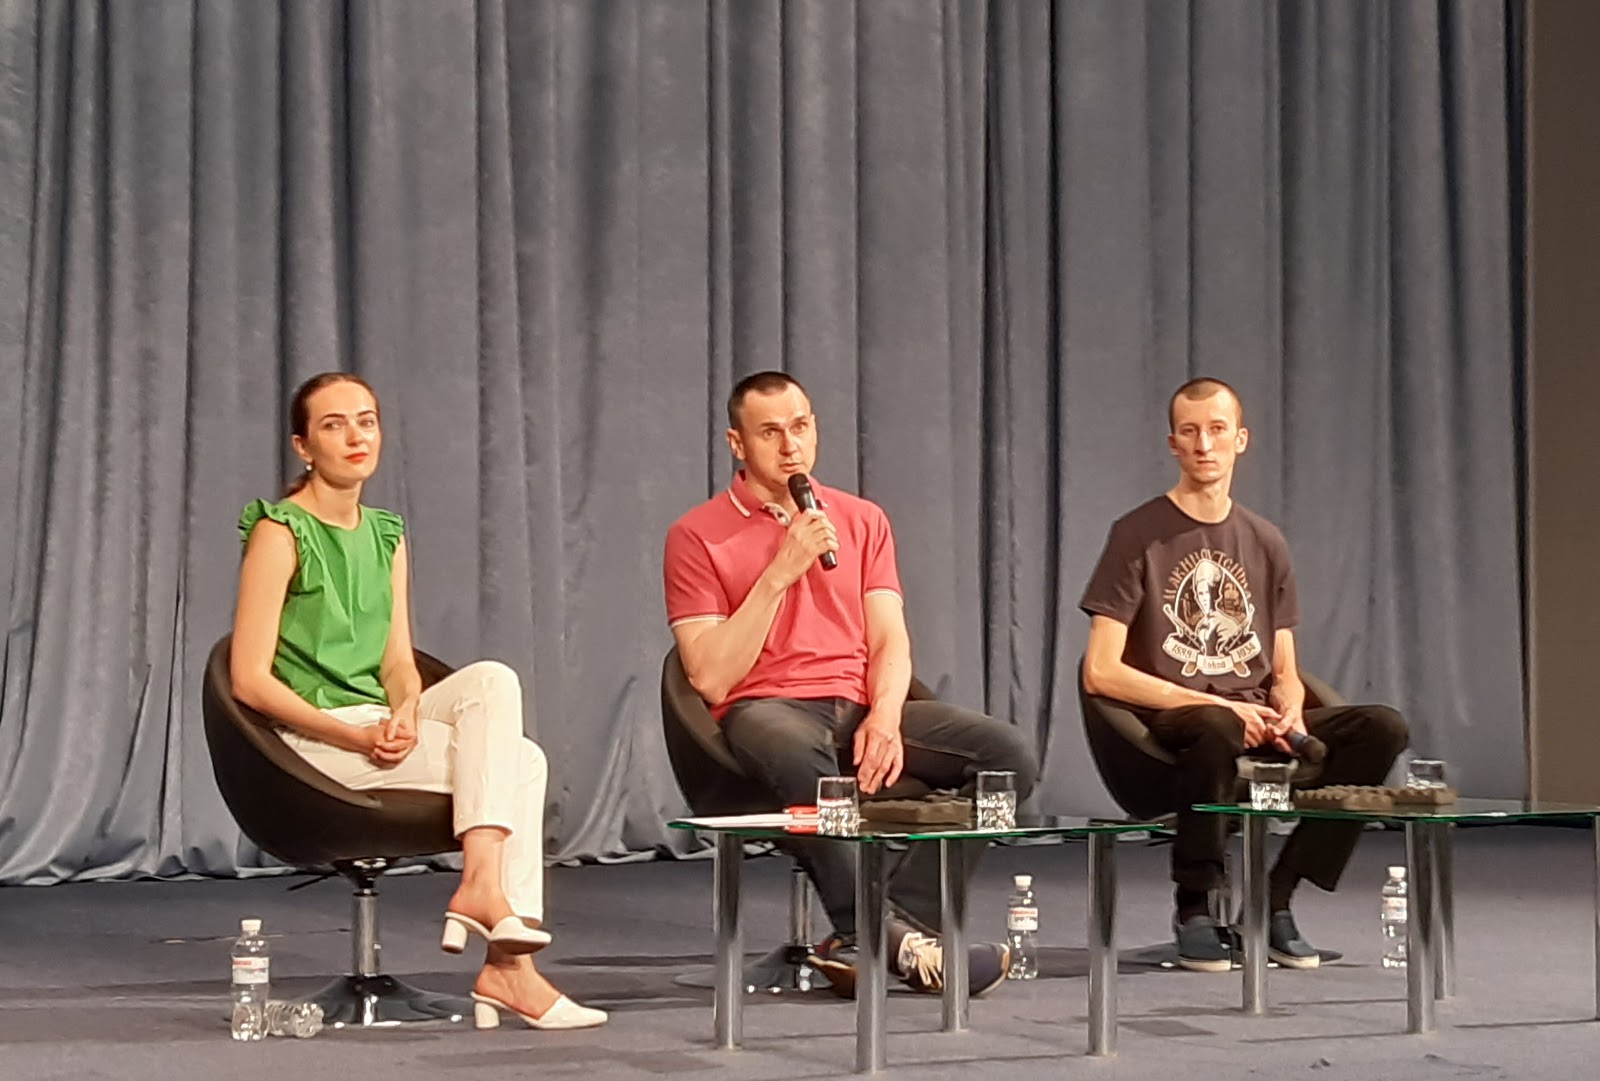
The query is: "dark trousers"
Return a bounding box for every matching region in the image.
[720,696,1037,937]
[1137,703,1408,895]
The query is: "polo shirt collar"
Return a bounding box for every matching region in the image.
[727,469,829,523]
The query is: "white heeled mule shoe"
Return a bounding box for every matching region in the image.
[440,912,552,955]
[471,992,608,1030]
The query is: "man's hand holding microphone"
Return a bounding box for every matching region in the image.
[764,474,840,588]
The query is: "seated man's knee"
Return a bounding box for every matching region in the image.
[989,725,1039,798]
[1358,704,1409,757]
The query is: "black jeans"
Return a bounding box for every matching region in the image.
[1132,702,1408,895]
[720,696,1037,937]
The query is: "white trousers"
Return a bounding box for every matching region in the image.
[278,660,548,921]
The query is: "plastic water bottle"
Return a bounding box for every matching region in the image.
[1380,866,1408,969]
[230,918,270,1040]
[264,1000,324,1038]
[1006,874,1039,980]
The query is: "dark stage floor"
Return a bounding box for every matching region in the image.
[1,826,1595,1080]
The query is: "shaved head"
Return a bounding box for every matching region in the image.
[1169,377,1243,432]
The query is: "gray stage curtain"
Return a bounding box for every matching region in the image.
[0,0,1521,883]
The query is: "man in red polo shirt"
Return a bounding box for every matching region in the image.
[663,370,1037,998]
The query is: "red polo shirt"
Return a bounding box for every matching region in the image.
[663,471,903,717]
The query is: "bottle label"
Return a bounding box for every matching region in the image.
[1008,905,1038,932]
[1382,897,1407,921]
[232,956,270,985]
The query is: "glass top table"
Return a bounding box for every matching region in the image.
[1194,797,1600,1035]
[669,812,1163,842]
[1194,796,1600,824]
[669,813,1166,1071]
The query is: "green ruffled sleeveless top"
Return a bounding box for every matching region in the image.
[238,498,406,710]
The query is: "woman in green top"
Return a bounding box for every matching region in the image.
[231,373,605,1031]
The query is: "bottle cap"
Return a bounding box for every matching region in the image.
[1387,866,1406,879]
[1014,874,1032,888]
[241,918,262,934]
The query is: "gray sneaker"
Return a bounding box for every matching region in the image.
[1174,914,1232,973]
[1268,910,1321,969]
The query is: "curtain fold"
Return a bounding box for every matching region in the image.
[0,0,1521,882]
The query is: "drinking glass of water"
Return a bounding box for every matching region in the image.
[975,770,1018,830]
[1236,757,1296,812]
[1406,758,1447,789]
[816,775,859,836]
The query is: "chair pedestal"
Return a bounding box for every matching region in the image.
[675,942,822,994]
[311,973,472,1027]
[313,859,472,1028]
[677,863,820,993]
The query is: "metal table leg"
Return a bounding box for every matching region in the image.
[1241,815,1269,1015]
[1432,822,1456,999]
[713,833,743,1050]
[1405,821,1436,1034]
[790,864,817,992]
[1088,832,1118,1056]
[856,844,889,1073]
[1593,820,1600,1021]
[939,839,969,1032]
[791,862,815,947]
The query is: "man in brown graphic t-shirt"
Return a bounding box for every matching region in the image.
[1080,377,1408,974]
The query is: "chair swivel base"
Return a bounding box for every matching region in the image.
[675,943,821,994]
[309,973,473,1028]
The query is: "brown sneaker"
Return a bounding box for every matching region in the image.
[807,932,859,998]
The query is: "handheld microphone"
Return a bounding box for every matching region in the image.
[786,473,838,571]
[1284,730,1327,765]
